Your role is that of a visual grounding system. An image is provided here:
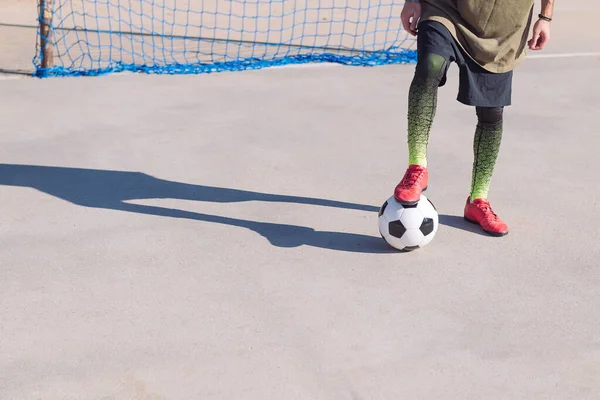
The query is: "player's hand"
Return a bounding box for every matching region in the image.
[528,19,551,50]
[401,2,421,36]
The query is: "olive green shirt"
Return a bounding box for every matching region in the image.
[420,0,535,73]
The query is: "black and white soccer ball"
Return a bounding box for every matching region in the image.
[378,195,439,251]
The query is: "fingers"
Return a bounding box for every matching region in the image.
[409,13,419,34]
[401,12,418,36]
[536,31,550,50]
[528,29,541,50]
[529,21,551,50]
[401,12,412,34]
[401,4,420,36]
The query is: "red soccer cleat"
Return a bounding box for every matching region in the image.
[394,164,428,205]
[464,197,509,236]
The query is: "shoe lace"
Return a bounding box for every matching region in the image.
[399,169,423,188]
[475,199,499,220]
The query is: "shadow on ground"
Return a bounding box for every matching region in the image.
[438,214,490,237]
[0,164,397,253]
[0,164,487,252]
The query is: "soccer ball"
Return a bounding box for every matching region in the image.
[378,195,439,251]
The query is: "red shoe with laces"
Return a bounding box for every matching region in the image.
[464,197,509,236]
[394,165,428,205]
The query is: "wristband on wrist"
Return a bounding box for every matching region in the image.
[538,14,552,22]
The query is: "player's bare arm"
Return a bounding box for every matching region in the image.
[529,0,555,50]
[401,0,421,36]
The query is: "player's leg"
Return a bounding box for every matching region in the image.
[463,106,509,236]
[394,21,452,205]
[470,106,503,200]
[406,53,447,168]
[394,53,447,205]
[455,50,511,236]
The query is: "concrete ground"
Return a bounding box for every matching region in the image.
[1,1,600,399]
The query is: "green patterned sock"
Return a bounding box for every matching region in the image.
[407,54,446,167]
[470,120,503,200]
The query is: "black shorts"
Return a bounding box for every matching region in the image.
[417,20,513,107]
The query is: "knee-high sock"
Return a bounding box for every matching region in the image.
[470,107,504,200]
[407,53,447,167]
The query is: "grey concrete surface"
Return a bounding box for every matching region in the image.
[1,55,599,400]
[1,1,600,399]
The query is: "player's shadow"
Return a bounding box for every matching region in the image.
[0,164,399,254]
[438,214,490,237]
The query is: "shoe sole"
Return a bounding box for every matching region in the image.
[394,186,428,206]
[464,216,508,237]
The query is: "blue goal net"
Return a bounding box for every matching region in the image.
[35,0,417,78]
